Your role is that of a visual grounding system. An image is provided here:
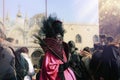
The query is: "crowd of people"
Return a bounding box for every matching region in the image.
[0,15,120,80]
[0,28,35,80]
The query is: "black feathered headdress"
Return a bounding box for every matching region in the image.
[40,15,65,38]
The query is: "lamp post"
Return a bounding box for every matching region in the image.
[2,0,5,32]
[45,0,47,18]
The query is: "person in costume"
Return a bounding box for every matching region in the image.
[35,15,76,80]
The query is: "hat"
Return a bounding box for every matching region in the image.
[40,15,65,38]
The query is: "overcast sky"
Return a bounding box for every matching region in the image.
[0,0,98,24]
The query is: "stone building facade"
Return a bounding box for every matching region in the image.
[0,11,99,66]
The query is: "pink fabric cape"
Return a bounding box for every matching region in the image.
[39,50,76,80]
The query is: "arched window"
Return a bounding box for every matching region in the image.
[75,34,82,43]
[31,49,43,57]
[31,49,44,67]
[93,35,99,43]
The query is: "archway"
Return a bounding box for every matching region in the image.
[31,49,44,68]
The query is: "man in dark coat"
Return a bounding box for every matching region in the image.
[90,44,104,80]
[99,36,120,80]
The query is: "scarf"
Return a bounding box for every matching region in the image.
[41,38,63,58]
